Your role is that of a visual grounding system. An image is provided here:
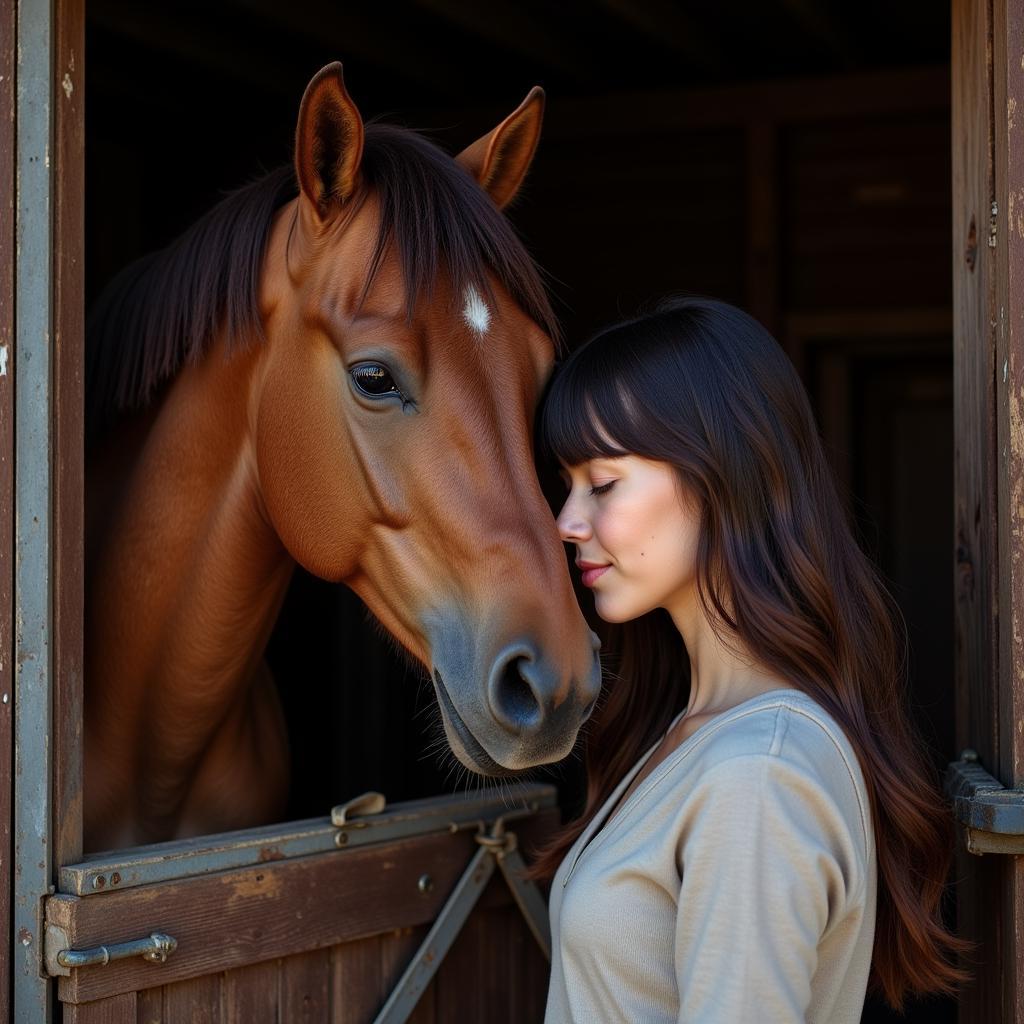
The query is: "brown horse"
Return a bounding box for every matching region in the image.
[84,63,601,851]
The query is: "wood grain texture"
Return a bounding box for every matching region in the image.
[65,993,138,1024]
[54,0,86,872]
[992,0,1024,1018]
[135,986,163,1024]
[281,947,330,1023]
[0,0,16,1018]
[331,936,382,1023]
[56,810,556,1005]
[952,0,1019,1021]
[223,961,279,1024]
[162,973,221,1024]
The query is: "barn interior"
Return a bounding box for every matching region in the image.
[85,3,953,1020]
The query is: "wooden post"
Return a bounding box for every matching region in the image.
[952,0,1024,1019]
[54,0,85,874]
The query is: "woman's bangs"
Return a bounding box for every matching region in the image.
[541,350,634,467]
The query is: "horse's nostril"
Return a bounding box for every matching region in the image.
[497,657,542,730]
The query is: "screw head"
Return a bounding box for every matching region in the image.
[417,874,433,894]
[335,832,349,848]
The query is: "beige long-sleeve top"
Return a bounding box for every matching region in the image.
[545,689,876,1023]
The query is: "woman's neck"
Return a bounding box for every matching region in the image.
[666,585,791,717]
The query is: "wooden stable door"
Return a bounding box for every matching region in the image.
[951,0,1024,1021]
[5,2,553,1022]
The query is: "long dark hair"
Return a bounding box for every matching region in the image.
[534,296,968,1010]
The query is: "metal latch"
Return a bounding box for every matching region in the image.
[45,925,177,977]
[945,750,1024,855]
[331,790,386,846]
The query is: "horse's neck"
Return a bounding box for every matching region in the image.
[86,335,293,823]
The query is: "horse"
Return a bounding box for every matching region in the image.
[83,63,602,851]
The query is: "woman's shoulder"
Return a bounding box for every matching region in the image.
[670,690,871,848]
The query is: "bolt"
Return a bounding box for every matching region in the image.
[92,875,106,890]
[334,832,349,848]
[417,874,433,894]
[111,872,121,886]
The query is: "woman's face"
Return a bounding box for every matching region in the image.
[556,455,701,623]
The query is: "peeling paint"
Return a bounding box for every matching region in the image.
[0,345,7,376]
[61,73,72,100]
[1010,96,1018,132]
[227,870,281,903]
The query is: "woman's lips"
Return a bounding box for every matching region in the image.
[578,563,611,587]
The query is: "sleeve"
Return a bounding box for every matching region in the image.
[673,753,860,1023]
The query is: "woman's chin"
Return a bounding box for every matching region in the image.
[593,594,640,624]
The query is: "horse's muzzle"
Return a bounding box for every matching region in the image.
[431,634,601,773]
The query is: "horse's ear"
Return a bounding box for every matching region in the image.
[456,87,545,209]
[295,62,365,221]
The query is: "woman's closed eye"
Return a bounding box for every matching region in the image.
[589,481,616,496]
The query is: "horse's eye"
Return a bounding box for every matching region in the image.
[351,364,400,398]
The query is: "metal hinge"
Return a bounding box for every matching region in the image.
[945,750,1024,855]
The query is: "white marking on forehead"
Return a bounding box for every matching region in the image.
[462,285,491,336]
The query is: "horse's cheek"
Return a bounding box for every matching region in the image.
[253,380,363,583]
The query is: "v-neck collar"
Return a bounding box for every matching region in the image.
[560,688,809,888]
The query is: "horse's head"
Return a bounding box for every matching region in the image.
[254,64,601,773]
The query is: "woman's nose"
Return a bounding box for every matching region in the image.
[556,499,591,543]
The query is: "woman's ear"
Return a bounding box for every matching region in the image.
[295,62,365,223]
[456,87,545,209]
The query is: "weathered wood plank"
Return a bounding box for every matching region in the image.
[65,993,138,1024]
[952,1,1012,1022]
[281,947,330,1023]
[331,935,382,1023]
[56,810,557,1004]
[163,974,221,1024]
[0,0,16,1019]
[992,1,1024,1020]
[54,0,86,876]
[135,986,163,1024]
[434,887,488,1023]
[224,961,279,1024]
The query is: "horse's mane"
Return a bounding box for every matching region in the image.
[86,123,559,443]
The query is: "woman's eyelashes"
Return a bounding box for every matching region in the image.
[589,480,616,496]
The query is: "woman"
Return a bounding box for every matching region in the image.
[536,297,967,1022]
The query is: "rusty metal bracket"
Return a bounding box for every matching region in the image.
[945,751,1024,855]
[372,816,552,1024]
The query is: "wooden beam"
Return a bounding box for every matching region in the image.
[407,66,951,154]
